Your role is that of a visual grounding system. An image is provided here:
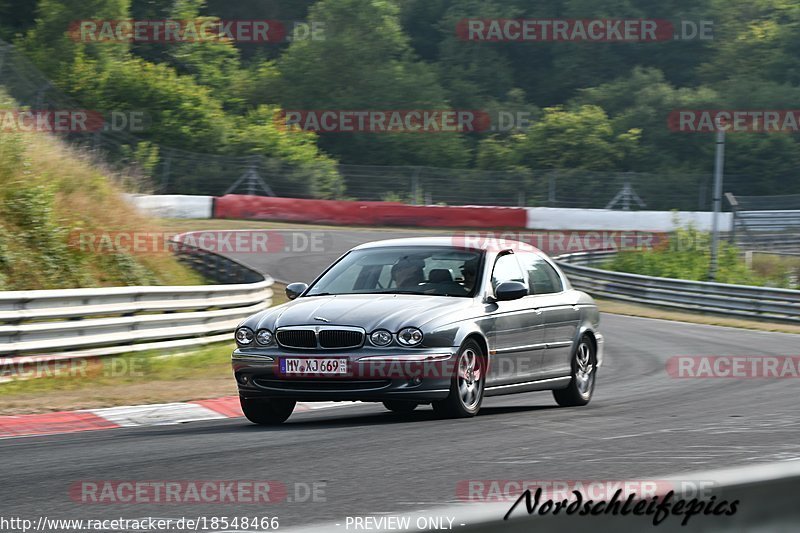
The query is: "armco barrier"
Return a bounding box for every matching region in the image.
[284,460,800,532]
[0,231,271,363]
[213,194,527,228]
[555,250,800,322]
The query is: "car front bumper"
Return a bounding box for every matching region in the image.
[232,347,459,402]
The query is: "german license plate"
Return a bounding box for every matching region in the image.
[279,357,348,376]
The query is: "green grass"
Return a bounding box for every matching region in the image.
[0,344,231,396]
[0,91,204,290]
[0,342,239,414]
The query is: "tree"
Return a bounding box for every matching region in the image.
[274,0,470,169]
[20,0,130,77]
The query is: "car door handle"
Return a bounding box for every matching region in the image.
[533,308,542,315]
[572,305,579,311]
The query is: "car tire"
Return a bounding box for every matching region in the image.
[432,339,485,418]
[382,401,418,414]
[553,335,596,407]
[240,397,296,425]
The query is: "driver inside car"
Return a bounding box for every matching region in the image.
[391,257,425,289]
[460,258,479,291]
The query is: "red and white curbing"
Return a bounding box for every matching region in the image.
[0,397,355,439]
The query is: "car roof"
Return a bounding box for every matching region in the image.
[351,236,542,254]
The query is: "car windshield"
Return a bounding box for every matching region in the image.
[306,246,483,297]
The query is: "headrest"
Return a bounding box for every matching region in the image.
[429,268,453,283]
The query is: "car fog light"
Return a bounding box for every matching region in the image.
[256,329,274,346]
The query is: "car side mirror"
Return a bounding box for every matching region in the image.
[285,282,308,300]
[494,281,528,302]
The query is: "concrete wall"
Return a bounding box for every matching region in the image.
[125,194,213,219]
[526,207,732,232]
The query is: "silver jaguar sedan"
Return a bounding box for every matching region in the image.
[232,237,603,424]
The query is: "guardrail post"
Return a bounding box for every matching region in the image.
[726,192,738,245]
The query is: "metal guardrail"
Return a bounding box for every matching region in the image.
[555,250,800,323]
[726,193,800,252]
[0,232,272,359]
[735,231,800,253]
[734,210,800,232]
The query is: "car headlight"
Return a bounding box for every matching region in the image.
[370,329,393,347]
[235,327,254,345]
[256,329,274,346]
[397,327,423,346]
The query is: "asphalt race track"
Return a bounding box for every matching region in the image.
[3,227,799,529]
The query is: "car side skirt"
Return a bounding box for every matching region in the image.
[484,375,571,397]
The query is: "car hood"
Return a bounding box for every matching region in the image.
[245,294,474,332]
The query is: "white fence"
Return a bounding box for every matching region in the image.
[527,207,732,232]
[124,194,213,219]
[126,194,731,232]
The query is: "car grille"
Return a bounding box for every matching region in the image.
[276,330,316,348]
[319,329,363,349]
[276,327,365,349]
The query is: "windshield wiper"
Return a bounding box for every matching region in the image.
[372,290,426,295]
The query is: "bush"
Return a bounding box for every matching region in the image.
[603,225,787,287]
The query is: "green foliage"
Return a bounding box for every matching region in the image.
[273,0,471,168]
[0,103,205,289]
[520,105,640,171]
[4,0,800,199]
[604,225,788,287]
[1,183,85,287]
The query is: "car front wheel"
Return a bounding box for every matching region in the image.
[433,339,485,418]
[383,401,418,414]
[240,397,296,425]
[553,335,596,407]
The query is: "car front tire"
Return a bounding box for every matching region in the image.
[553,334,596,407]
[240,397,296,425]
[433,339,485,418]
[382,401,418,414]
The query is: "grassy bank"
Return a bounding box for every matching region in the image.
[0,93,203,289]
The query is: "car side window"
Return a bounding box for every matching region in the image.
[491,253,525,291]
[519,253,563,295]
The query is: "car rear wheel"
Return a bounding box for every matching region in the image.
[433,339,485,418]
[553,335,596,407]
[240,397,296,425]
[382,401,418,414]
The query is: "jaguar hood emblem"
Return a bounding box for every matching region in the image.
[313,316,330,323]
